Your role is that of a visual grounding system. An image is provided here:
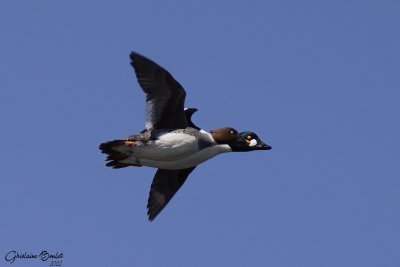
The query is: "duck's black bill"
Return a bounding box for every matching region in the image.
[256,142,272,150]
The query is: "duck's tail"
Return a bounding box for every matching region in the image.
[99,140,141,169]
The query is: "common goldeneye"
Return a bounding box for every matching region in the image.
[99,52,271,221]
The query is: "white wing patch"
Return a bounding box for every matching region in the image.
[249,139,258,147]
[144,94,170,130]
[145,99,155,130]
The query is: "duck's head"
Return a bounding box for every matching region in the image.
[210,127,271,152]
[234,131,271,151]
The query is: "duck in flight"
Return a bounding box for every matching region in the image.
[99,52,272,221]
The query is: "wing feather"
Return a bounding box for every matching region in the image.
[130,52,188,130]
[147,167,196,221]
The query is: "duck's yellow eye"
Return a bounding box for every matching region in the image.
[247,135,252,140]
[230,130,234,134]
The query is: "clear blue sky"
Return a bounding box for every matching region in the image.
[1,1,399,266]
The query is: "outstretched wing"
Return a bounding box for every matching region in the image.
[147,167,196,221]
[130,52,188,130]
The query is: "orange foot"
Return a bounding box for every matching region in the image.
[124,140,135,146]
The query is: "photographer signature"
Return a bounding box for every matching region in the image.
[5,250,63,265]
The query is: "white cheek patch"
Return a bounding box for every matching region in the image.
[249,139,257,147]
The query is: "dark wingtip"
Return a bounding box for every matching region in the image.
[129,51,150,63]
[147,201,160,222]
[146,191,165,222]
[129,51,139,67]
[129,51,138,60]
[147,211,156,222]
